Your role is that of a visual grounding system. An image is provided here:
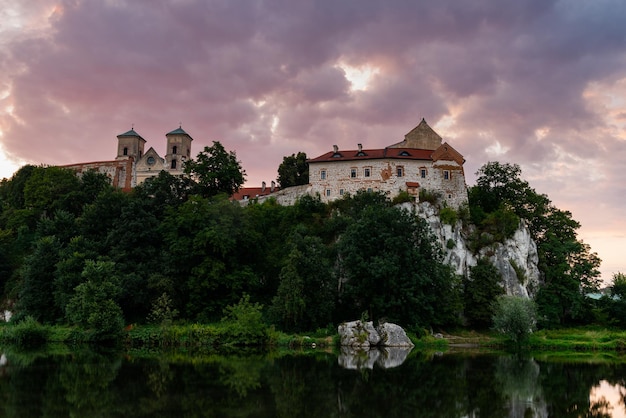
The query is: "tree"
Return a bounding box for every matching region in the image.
[15,236,63,323]
[337,202,460,328]
[65,260,125,340]
[471,161,601,327]
[269,230,335,331]
[464,258,505,328]
[184,141,246,197]
[277,152,309,188]
[492,295,537,347]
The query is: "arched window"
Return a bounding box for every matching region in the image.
[171,159,177,169]
[123,147,128,156]
[173,146,178,155]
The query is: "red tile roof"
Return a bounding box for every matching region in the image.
[307,147,434,163]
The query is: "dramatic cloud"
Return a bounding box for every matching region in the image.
[1,0,625,280]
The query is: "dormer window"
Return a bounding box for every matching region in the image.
[399,151,410,156]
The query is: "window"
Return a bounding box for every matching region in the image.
[147,156,155,165]
[364,167,371,177]
[339,189,344,196]
[325,189,331,197]
[443,170,450,180]
[320,170,326,180]
[350,168,357,178]
[123,147,128,156]
[173,146,178,155]
[420,168,427,178]
[397,166,404,177]
[171,160,177,169]
[367,188,373,193]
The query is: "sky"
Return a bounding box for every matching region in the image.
[1,0,625,283]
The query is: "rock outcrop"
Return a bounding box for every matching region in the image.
[413,202,540,298]
[338,321,413,348]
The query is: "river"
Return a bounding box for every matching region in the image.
[0,345,624,417]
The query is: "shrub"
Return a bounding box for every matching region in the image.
[492,296,537,348]
[439,207,458,225]
[419,189,440,205]
[4,316,49,347]
[221,294,268,346]
[392,190,414,205]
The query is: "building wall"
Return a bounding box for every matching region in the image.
[63,159,135,191]
[309,157,467,208]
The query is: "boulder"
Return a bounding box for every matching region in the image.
[338,320,381,348]
[376,322,414,347]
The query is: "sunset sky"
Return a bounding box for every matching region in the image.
[1,0,625,283]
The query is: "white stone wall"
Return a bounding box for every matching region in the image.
[309,158,468,208]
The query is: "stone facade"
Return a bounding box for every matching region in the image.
[307,119,468,208]
[64,127,192,189]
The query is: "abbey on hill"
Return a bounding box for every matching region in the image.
[63,126,193,190]
[64,119,468,208]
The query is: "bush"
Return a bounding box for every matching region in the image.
[220,294,268,346]
[4,316,49,347]
[492,296,537,347]
[392,190,414,205]
[439,207,458,225]
[419,189,440,205]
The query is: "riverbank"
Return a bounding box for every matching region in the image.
[441,327,626,351]
[2,320,626,352]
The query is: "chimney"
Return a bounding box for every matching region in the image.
[261,181,266,192]
[333,145,338,153]
[271,180,276,192]
[358,143,362,152]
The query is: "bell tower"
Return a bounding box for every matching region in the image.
[165,126,193,172]
[116,128,146,160]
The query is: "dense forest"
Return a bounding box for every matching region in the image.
[0,142,622,339]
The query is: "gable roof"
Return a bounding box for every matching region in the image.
[431,142,465,165]
[307,147,434,164]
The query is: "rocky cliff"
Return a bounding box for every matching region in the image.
[411,202,540,298]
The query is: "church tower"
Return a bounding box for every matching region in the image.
[165,126,193,172]
[116,128,146,160]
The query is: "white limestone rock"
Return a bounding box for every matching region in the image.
[338,320,381,348]
[415,202,540,298]
[376,322,414,347]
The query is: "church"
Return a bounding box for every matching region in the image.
[63,126,193,190]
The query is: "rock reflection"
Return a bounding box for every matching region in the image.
[337,346,412,369]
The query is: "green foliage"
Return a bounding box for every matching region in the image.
[2,316,49,347]
[269,231,335,332]
[337,201,461,328]
[184,141,246,197]
[464,258,504,328]
[221,294,267,345]
[418,188,440,205]
[65,260,125,341]
[391,190,414,205]
[277,152,309,188]
[439,206,458,225]
[16,235,63,324]
[509,260,527,285]
[147,293,179,326]
[492,296,537,347]
[603,272,626,328]
[470,161,601,326]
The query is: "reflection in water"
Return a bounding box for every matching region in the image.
[337,346,412,369]
[0,346,625,417]
[590,381,626,418]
